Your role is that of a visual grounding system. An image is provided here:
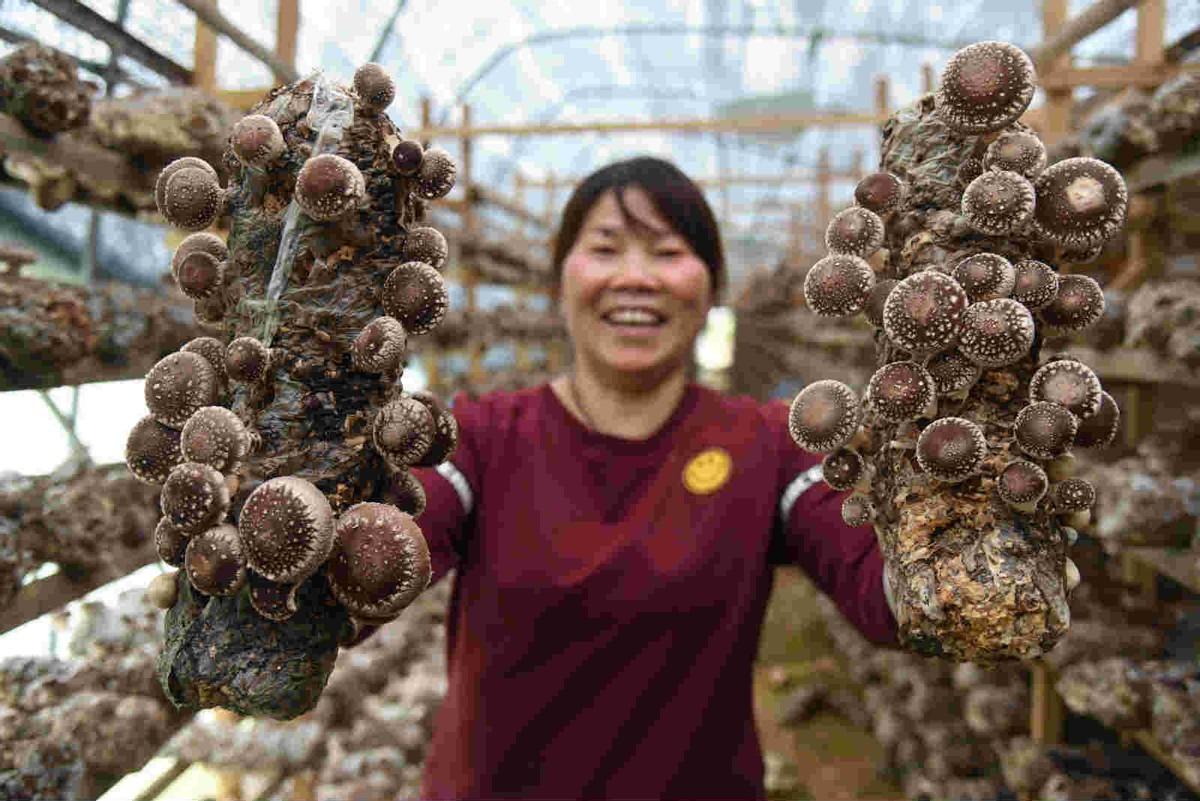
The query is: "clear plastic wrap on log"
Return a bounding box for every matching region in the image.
[791,41,1128,662]
[129,65,458,718]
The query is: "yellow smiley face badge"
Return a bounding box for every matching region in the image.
[683,447,733,495]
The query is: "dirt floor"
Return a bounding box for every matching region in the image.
[754,566,903,801]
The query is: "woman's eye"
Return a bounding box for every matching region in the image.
[590,245,617,255]
[656,249,685,258]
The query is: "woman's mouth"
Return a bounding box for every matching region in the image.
[600,307,667,330]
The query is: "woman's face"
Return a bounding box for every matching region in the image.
[559,187,713,384]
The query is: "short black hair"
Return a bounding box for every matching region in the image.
[550,157,725,300]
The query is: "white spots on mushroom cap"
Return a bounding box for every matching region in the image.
[961,170,1036,236]
[916,416,987,482]
[882,270,969,355]
[788,379,861,453]
[238,476,334,583]
[802,254,875,317]
[866,360,936,423]
[958,298,1035,368]
[160,461,230,534]
[1029,359,1103,418]
[1015,401,1078,460]
[144,351,219,429]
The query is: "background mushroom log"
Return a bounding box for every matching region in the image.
[0,273,202,391]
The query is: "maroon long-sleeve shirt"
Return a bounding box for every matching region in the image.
[395,382,897,800]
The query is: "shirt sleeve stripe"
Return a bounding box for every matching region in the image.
[779,464,824,521]
[436,460,474,516]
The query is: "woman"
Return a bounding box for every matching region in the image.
[398,156,898,800]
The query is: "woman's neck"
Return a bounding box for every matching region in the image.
[552,363,690,440]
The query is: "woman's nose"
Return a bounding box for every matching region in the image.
[610,249,659,287]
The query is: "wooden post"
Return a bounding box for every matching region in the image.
[1030,661,1065,744]
[513,170,531,372]
[1136,0,1166,68]
[460,104,482,386]
[275,0,299,71]
[192,0,218,93]
[874,75,890,118]
[816,147,831,233]
[419,96,433,146]
[921,62,935,94]
[545,169,563,373]
[1041,0,1072,146]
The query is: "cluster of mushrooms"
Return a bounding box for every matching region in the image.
[125,62,457,636]
[787,41,1129,661]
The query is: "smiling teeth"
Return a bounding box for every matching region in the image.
[606,309,662,325]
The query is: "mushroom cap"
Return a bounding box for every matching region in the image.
[390,469,428,517]
[882,270,970,355]
[327,502,431,619]
[1029,359,1103,418]
[854,172,906,215]
[997,460,1049,508]
[802,254,875,317]
[841,494,873,527]
[1011,259,1059,309]
[788,379,861,453]
[952,253,1016,302]
[185,523,247,597]
[400,226,448,270]
[1015,401,1079,460]
[171,232,227,279]
[146,571,179,610]
[391,139,424,176]
[961,170,1036,236]
[1052,477,1095,512]
[1059,241,1105,265]
[1039,273,1105,333]
[125,416,183,484]
[821,448,864,491]
[935,41,1036,134]
[863,278,898,329]
[825,207,885,257]
[173,250,225,300]
[984,131,1047,179]
[372,397,436,466]
[161,165,223,231]
[155,157,217,215]
[866,360,936,423]
[1031,157,1128,250]
[294,153,366,221]
[957,156,984,188]
[415,147,457,200]
[154,517,189,567]
[180,336,228,383]
[194,293,227,324]
[353,62,395,112]
[382,261,449,335]
[925,349,981,395]
[352,316,408,373]
[916,416,987,482]
[1073,391,1120,448]
[958,298,1035,368]
[160,461,230,534]
[409,390,459,467]
[144,351,219,429]
[225,336,270,383]
[180,406,250,472]
[247,571,300,622]
[230,114,285,168]
[238,475,335,583]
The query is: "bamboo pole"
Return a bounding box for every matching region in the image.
[175,0,299,83]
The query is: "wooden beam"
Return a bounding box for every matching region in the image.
[1039,0,1073,147]
[874,75,890,118]
[217,87,268,111]
[175,0,299,83]
[275,0,299,71]
[192,0,218,93]
[1038,62,1198,91]
[1135,0,1165,66]
[920,62,935,94]
[1030,0,1142,73]
[28,0,192,84]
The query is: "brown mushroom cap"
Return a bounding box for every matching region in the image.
[882,270,970,355]
[161,461,230,534]
[1060,241,1105,265]
[1029,359,1103,418]
[125,416,183,484]
[173,250,225,300]
[1039,273,1105,333]
[247,571,300,622]
[1052,477,1095,512]
[226,336,270,383]
[409,390,459,467]
[194,293,227,324]
[854,172,906,215]
[146,571,179,610]
[961,170,1036,236]
[155,157,218,214]
[238,476,334,583]
[957,156,984,188]
[1015,401,1079,460]
[788,380,861,453]
[863,278,898,329]
[935,41,1036,134]
[925,348,981,395]
[353,63,395,112]
[1031,157,1128,250]
[866,360,936,423]
[373,397,436,466]
[382,261,449,335]
[958,298,1035,368]
[144,351,220,429]
[841,494,873,527]
[391,139,424,175]
[400,226,449,270]
[295,153,366,221]
[390,469,428,517]
[1073,391,1120,448]
[231,114,285,168]
[352,316,408,373]
[997,460,1049,509]
[984,131,1047,179]
[802,254,874,317]
[916,416,987,482]
[154,517,189,567]
[180,406,250,472]
[415,147,457,200]
[952,253,1016,302]
[825,207,885,258]
[821,448,864,491]
[327,503,431,619]
[161,165,223,231]
[171,232,227,279]
[1011,259,1059,309]
[185,524,247,596]
[180,336,228,383]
